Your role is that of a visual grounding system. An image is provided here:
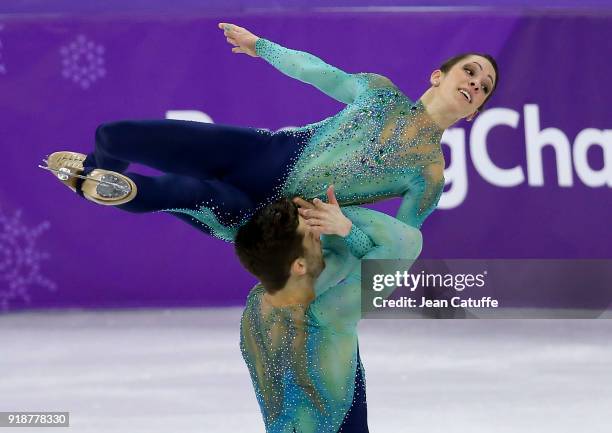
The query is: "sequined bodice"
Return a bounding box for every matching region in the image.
[251,37,446,229]
[164,38,446,241]
[283,88,445,206]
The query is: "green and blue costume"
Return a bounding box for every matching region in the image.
[84,38,445,241]
[240,206,422,432]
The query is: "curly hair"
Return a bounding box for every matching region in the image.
[234,198,305,293]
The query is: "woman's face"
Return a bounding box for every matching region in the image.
[437,55,496,119]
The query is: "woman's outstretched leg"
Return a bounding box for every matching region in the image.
[44,119,309,237]
[86,120,275,180]
[115,172,255,235]
[117,173,252,213]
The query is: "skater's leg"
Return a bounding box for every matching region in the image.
[85,120,274,179]
[111,172,254,235]
[117,172,254,216]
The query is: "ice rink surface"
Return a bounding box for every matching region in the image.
[1,308,611,432]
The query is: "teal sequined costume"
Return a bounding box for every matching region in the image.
[166,38,445,241]
[240,206,422,432]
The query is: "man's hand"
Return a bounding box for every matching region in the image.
[218,23,259,57]
[292,185,352,237]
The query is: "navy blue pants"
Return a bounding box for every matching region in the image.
[83,120,307,233]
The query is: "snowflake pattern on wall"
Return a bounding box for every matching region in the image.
[60,34,106,89]
[0,208,56,311]
[0,24,6,75]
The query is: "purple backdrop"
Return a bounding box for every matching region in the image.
[0,8,610,310]
[3,0,612,13]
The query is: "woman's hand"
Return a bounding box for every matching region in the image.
[293,185,352,237]
[218,23,259,57]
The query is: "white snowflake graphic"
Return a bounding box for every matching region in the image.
[0,208,56,311]
[60,34,106,89]
[0,24,6,75]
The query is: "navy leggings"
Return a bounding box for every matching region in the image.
[83,120,307,233]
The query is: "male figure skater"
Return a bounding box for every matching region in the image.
[234,186,422,432]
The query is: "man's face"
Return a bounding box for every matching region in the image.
[297,215,325,279]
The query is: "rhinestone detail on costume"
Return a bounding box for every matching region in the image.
[163,38,446,239]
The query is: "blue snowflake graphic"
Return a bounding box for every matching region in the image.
[0,208,56,311]
[60,34,106,89]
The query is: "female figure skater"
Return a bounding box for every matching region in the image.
[42,23,498,241]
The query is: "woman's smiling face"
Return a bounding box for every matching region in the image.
[437,55,497,119]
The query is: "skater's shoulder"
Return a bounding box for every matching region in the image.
[245,283,265,304]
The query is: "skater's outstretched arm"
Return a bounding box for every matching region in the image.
[219,22,389,104]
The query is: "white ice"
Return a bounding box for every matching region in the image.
[1,308,611,432]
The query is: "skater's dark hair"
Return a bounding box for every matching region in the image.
[440,53,499,110]
[235,198,305,294]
